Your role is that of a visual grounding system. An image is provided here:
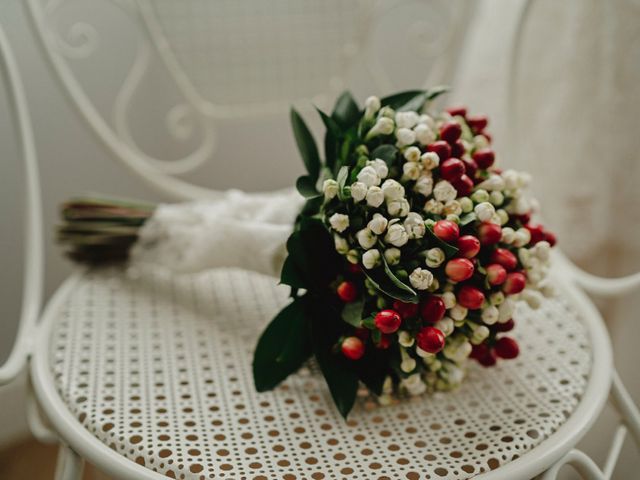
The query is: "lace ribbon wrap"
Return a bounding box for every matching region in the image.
[130,188,303,277]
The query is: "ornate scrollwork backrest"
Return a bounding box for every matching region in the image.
[26,0,475,200]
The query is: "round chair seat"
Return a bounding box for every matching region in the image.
[32,266,611,480]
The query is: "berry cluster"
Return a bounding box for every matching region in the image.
[323,98,555,402]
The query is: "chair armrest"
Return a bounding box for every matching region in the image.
[554,250,640,298]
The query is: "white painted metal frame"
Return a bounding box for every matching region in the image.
[1,0,639,478]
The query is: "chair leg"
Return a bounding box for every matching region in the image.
[54,444,84,480]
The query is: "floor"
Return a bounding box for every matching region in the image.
[0,437,112,480]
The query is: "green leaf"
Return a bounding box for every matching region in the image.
[426,85,450,101]
[363,268,419,304]
[317,107,342,170]
[380,86,450,112]
[300,195,323,217]
[341,298,364,327]
[253,298,312,391]
[296,175,319,198]
[459,212,477,226]
[381,254,418,298]
[370,144,398,166]
[426,224,459,257]
[290,108,321,181]
[280,254,308,288]
[331,91,360,129]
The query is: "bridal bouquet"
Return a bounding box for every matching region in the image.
[253,88,556,417]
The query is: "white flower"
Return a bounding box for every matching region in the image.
[512,197,531,215]
[387,198,410,217]
[401,357,417,373]
[424,199,444,214]
[402,162,422,181]
[329,213,349,232]
[443,200,462,216]
[356,228,377,249]
[513,228,532,247]
[501,227,515,244]
[403,146,422,163]
[443,338,471,361]
[498,298,515,323]
[414,123,436,145]
[322,179,339,200]
[365,116,394,140]
[395,111,419,129]
[418,113,435,128]
[534,241,551,261]
[398,330,414,347]
[414,175,434,196]
[471,325,490,344]
[384,223,408,247]
[474,202,496,222]
[444,363,466,384]
[439,293,455,310]
[384,247,401,265]
[365,186,384,207]
[364,96,381,119]
[367,158,389,179]
[471,189,490,203]
[420,151,440,169]
[434,317,454,336]
[481,305,499,325]
[459,197,473,213]
[346,249,359,264]
[362,249,381,269]
[409,268,433,290]
[522,288,542,309]
[379,106,395,118]
[449,304,467,321]
[367,213,388,235]
[356,165,381,187]
[490,291,505,306]
[433,180,458,202]
[350,182,367,202]
[489,191,504,206]
[415,346,434,358]
[502,169,520,189]
[496,209,509,225]
[334,234,349,254]
[404,212,426,239]
[381,179,405,201]
[425,247,445,268]
[395,127,416,148]
[474,134,490,149]
[402,373,427,396]
[476,174,505,191]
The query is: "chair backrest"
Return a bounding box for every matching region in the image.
[25,0,476,200]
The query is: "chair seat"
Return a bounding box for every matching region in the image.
[32,266,610,480]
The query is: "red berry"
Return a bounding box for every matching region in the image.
[467,115,488,132]
[376,334,391,350]
[426,141,451,161]
[451,139,465,158]
[525,223,545,245]
[470,342,489,360]
[490,248,518,271]
[433,220,460,243]
[393,300,419,319]
[347,263,361,275]
[472,148,495,169]
[503,272,526,294]
[461,157,478,178]
[341,336,365,360]
[445,258,475,282]
[440,121,462,144]
[446,106,467,117]
[486,263,507,286]
[374,310,402,334]
[416,326,445,354]
[478,222,502,245]
[494,337,519,359]
[513,213,531,225]
[544,231,557,246]
[483,132,493,143]
[420,295,446,324]
[354,327,369,340]
[452,174,474,197]
[439,158,466,182]
[457,285,485,310]
[457,235,481,258]
[494,318,515,332]
[478,347,497,367]
[337,281,358,302]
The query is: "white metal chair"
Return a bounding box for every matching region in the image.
[1,0,639,478]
